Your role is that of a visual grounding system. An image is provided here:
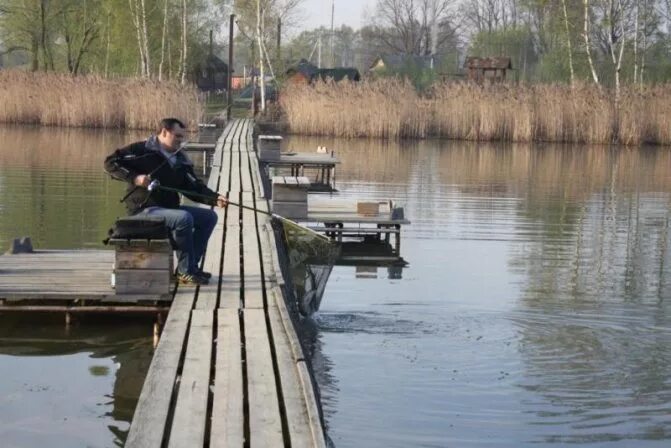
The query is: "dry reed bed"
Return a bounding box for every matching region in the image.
[280,80,671,145]
[0,70,203,130]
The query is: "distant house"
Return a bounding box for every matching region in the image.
[193,54,230,92]
[369,54,439,74]
[317,68,361,82]
[464,57,512,83]
[286,59,319,84]
[285,59,360,84]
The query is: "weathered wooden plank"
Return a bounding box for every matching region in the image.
[271,288,327,448]
[0,292,170,303]
[126,290,196,448]
[115,248,172,270]
[210,308,244,448]
[242,193,263,309]
[167,309,213,448]
[241,147,253,192]
[296,360,327,448]
[114,269,171,295]
[262,222,286,287]
[221,194,241,310]
[230,151,241,193]
[244,308,284,448]
[220,151,232,193]
[224,119,242,144]
[247,152,261,194]
[270,286,304,363]
[267,301,314,447]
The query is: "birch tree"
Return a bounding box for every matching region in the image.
[180,0,187,84]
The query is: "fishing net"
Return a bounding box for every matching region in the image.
[278,218,340,316]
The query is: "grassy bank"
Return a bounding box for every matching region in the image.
[0,70,203,130]
[280,80,671,145]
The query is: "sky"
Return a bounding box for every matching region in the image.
[298,0,376,32]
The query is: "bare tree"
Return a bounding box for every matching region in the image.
[128,0,148,76]
[583,0,600,85]
[180,0,187,84]
[370,0,455,55]
[561,0,575,85]
[57,0,102,74]
[158,0,169,81]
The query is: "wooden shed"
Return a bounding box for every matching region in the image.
[194,54,230,92]
[464,57,512,83]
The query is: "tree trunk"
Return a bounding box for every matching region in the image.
[583,0,600,85]
[607,0,626,108]
[39,0,53,71]
[129,0,146,77]
[31,35,39,72]
[140,0,151,77]
[180,0,188,85]
[562,0,575,86]
[105,12,111,77]
[633,0,639,84]
[256,0,266,112]
[158,0,168,82]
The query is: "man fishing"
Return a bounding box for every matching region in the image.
[104,117,227,286]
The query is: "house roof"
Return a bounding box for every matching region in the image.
[203,54,229,72]
[286,59,360,82]
[286,58,319,78]
[370,54,438,71]
[317,68,361,82]
[464,57,512,70]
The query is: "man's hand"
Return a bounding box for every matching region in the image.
[134,174,151,188]
[216,195,228,208]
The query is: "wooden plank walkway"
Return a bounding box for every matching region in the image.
[126,118,326,447]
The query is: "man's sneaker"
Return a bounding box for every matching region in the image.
[197,270,212,279]
[176,272,209,286]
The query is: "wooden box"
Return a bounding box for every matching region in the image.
[109,239,173,295]
[258,135,282,161]
[272,176,310,202]
[272,176,309,219]
[357,201,380,216]
[271,201,308,219]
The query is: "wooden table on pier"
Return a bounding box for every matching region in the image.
[305,200,411,254]
[263,152,340,191]
[126,118,326,448]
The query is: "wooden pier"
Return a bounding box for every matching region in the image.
[126,118,325,447]
[0,117,413,447]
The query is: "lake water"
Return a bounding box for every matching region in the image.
[1,125,670,447]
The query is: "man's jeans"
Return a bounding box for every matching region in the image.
[136,206,218,275]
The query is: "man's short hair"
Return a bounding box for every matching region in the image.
[159,118,186,133]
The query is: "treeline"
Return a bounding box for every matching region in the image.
[0,0,229,79]
[283,0,671,89]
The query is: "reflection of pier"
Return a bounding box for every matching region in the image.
[0,315,154,446]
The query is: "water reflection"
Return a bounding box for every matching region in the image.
[0,315,153,447]
[286,135,671,446]
[0,125,151,448]
[0,125,145,250]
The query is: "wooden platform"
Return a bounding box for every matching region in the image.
[126,118,326,447]
[0,250,172,304]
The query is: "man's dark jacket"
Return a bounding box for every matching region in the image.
[104,139,218,214]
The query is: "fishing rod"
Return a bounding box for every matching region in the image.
[147,181,330,242]
[118,143,189,203]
